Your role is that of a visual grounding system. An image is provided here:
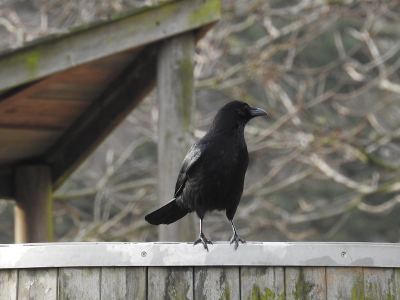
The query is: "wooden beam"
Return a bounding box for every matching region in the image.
[157,32,197,242]
[0,0,221,92]
[0,166,13,200]
[14,165,53,243]
[45,45,159,189]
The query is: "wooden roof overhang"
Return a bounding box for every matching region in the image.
[0,0,220,200]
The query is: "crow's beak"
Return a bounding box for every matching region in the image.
[249,106,268,117]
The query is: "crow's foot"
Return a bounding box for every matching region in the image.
[230,233,246,250]
[194,233,213,251]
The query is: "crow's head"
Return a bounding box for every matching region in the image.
[229,100,268,120]
[209,100,267,133]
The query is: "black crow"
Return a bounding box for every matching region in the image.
[145,100,267,250]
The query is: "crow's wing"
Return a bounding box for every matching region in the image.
[174,140,206,198]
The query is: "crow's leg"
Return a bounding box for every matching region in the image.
[194,219,213,251]
[229,219,246,250]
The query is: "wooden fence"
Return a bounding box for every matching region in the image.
[0,242,399,299]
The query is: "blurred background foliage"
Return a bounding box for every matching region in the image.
[0,0,400,244]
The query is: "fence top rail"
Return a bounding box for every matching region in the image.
[0,242,399,269]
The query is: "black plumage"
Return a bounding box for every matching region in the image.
[145,100,267,250]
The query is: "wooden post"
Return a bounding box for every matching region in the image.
[14,165,53,243]
[157,32,197,242]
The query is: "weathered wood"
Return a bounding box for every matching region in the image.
[0,99,90,117]
[0,269,17,300]
[0,0,221,92]
[45,44,158,189]
[195,267,240,300]
[0,128,61,163]
[0,114,76,131]
[148,267,193,300]
[17,269,57,300]
[101,267,146,300]
[395,268,400,300]
[157,32,197,242]
[0,0,220,200]
[241,267,284,300]
[31,82,105,101]
[364,267,395,300]
[0,49,137,132]
[14,165,53,243]
[286,267,326,300]
[326,267,364,300]
[58,268,100,300]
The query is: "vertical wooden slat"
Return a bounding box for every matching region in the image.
[395,269,400,300]
[17,269,57,300]
[364,267,395,300]
[148,267,193,300]
[0,269,17,300]
[157,31,197,242]
[241,267,284,300]
[14,165,53,243]
[101,267,146,300]
[286,267,326,300]
[194,267,240,300]
[326,267,364,300]
[58,268,100,300]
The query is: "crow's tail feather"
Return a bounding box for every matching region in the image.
[145,199,188,225]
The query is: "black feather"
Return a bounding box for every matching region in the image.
[144,199,188,225]
[144,100,267,250]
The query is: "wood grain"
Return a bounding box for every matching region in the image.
[0,98,89,117]
[14,165,53,243]
[0,0,220,92]
[241,266,284,300]
[17,269,57,300]
[286,267,326,300]
[364,267,395,300]
[31,82,105,101]
[0,114,76,131]
[0,269,17,300]
[195,267,240,300]
[0,128,61,163]
[101,267,146,300]
[326,267,364,300]
[58,268,101,300]
[0,265,400,299]
[148,267,193,300]
[45,44,158,190]
[395,268,400,300]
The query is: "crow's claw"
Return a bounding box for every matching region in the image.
[230,233,246,250]
[194,233,213,251]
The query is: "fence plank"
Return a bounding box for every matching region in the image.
[194,267,240,300]
[241,267,284,300]
[395,269,400,300]
[326,267,364,300]
[364,267,395,300]
[148,267,193,300]
[286,267,326,300]
[101,267,146,300]
[58,267,100,300]
[0,269,17,300]
[17,269,57,300]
